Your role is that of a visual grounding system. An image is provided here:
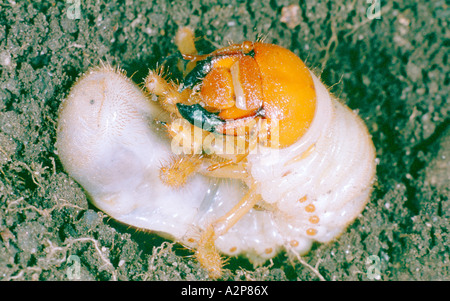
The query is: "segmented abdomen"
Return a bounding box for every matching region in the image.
[248,73,376,251]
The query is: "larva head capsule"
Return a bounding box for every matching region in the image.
[177,41,317,149]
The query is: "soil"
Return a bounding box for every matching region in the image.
[0,0,448,280]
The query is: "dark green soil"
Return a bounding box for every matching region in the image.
[0,0,448,280]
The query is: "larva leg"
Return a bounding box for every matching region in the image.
[159,154,203,188]
[195,224,223,279]
[145,70,193,114]
[206,153,248,171]
[182,40,254,63]
[161,116,250,185]
[174,27,197,56]
[212,183,260,236]
[145,27,201,111]
[196,184,261,278]
[174,27,198,75]
[160,154,249,187]
[201,161,248,179]
[206,125,258,172]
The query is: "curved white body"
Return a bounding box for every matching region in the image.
[56,66,376,265]
[195,74,376,263]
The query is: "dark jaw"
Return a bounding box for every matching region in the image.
[176,103,225,133]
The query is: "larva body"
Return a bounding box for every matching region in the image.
[56,33,376,278]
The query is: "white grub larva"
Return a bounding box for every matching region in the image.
[56,30,377,279]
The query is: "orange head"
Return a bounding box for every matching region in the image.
[179,41,316,148]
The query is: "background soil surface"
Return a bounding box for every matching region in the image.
[0,0,448,280]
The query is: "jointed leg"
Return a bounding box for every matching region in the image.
[145,69,194,114]
[200,158,248,179]
[211,183,260,236]
[159,154,203,188]
[195,183,261,278]
[159,153,249,188]
[206,153,248,172]
[145,27,201,113]
[182,40,255,63]
[174,27,199,75]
